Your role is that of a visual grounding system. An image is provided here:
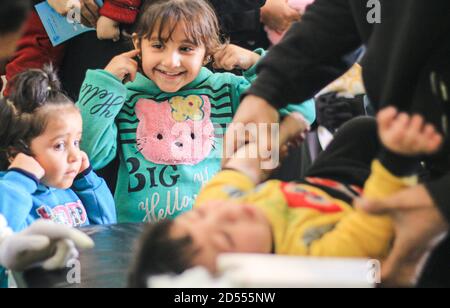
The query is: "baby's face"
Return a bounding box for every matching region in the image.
[171,201,273,273]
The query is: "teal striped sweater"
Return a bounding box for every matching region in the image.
[77,59,315,223]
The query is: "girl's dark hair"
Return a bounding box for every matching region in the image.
[128,220,199,288]
[134,0,223,56]
[0,64,74,170]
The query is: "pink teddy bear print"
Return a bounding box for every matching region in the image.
[135,95,215,166]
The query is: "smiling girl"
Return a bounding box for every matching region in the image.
[76,0,315,223]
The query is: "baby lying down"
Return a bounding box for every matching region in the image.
[129,110,442,288]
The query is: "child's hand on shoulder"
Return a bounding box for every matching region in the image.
[97,16,120,42]
[9,153,45,180]
[377,107,443,156]
[213,44,261,71]
[105,49,140,83]
[78,151,91,175]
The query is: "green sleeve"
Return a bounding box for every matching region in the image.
[76,70,128,170]
[229,48,265,113]
[280,99,316,125]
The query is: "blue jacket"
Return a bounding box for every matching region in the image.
[0,167,117,232]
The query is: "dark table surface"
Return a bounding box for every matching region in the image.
[13,223,145,288]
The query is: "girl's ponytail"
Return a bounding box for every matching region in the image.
[7,64,66,114]
[0,64,73,170]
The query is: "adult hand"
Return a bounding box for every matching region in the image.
[377,107,443,156]
[97,16,120,42]
[0,219,94,271]
[355,185,449,286]
[47,0,73,16]
[261,0,301,33]
[222,95,280,167]
[79,0,100,28]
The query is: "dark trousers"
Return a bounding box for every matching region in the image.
[306,116,380,188]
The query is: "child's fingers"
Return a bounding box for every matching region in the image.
[404,114,424,149]
[213,46,227,59]
[80,0,99,27]
[377,106,398,131]
[212,47,229,67]
[129,61,139,81]
[215,55,230,70]
[408,114,424,134]
[123,58,138,82]
[411,121,442,154]
[212,57,224,69]
[79,151,90,173]
[80,151,89,164]
[221,54,239,71]
[389,112,410,143]
[215,53,236,70]
[122,49,141,59]
[80,151,88,159]
[83,0,100,20]
[396,113,410,126]
[214,46,250,70]
[423,124,443,154]
[426,134,443,154]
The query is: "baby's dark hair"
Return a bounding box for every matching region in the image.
[0,64,74,169]
[128,220,199,288]
[134,0,223,56]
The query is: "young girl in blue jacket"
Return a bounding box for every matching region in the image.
[0,65,117,233]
